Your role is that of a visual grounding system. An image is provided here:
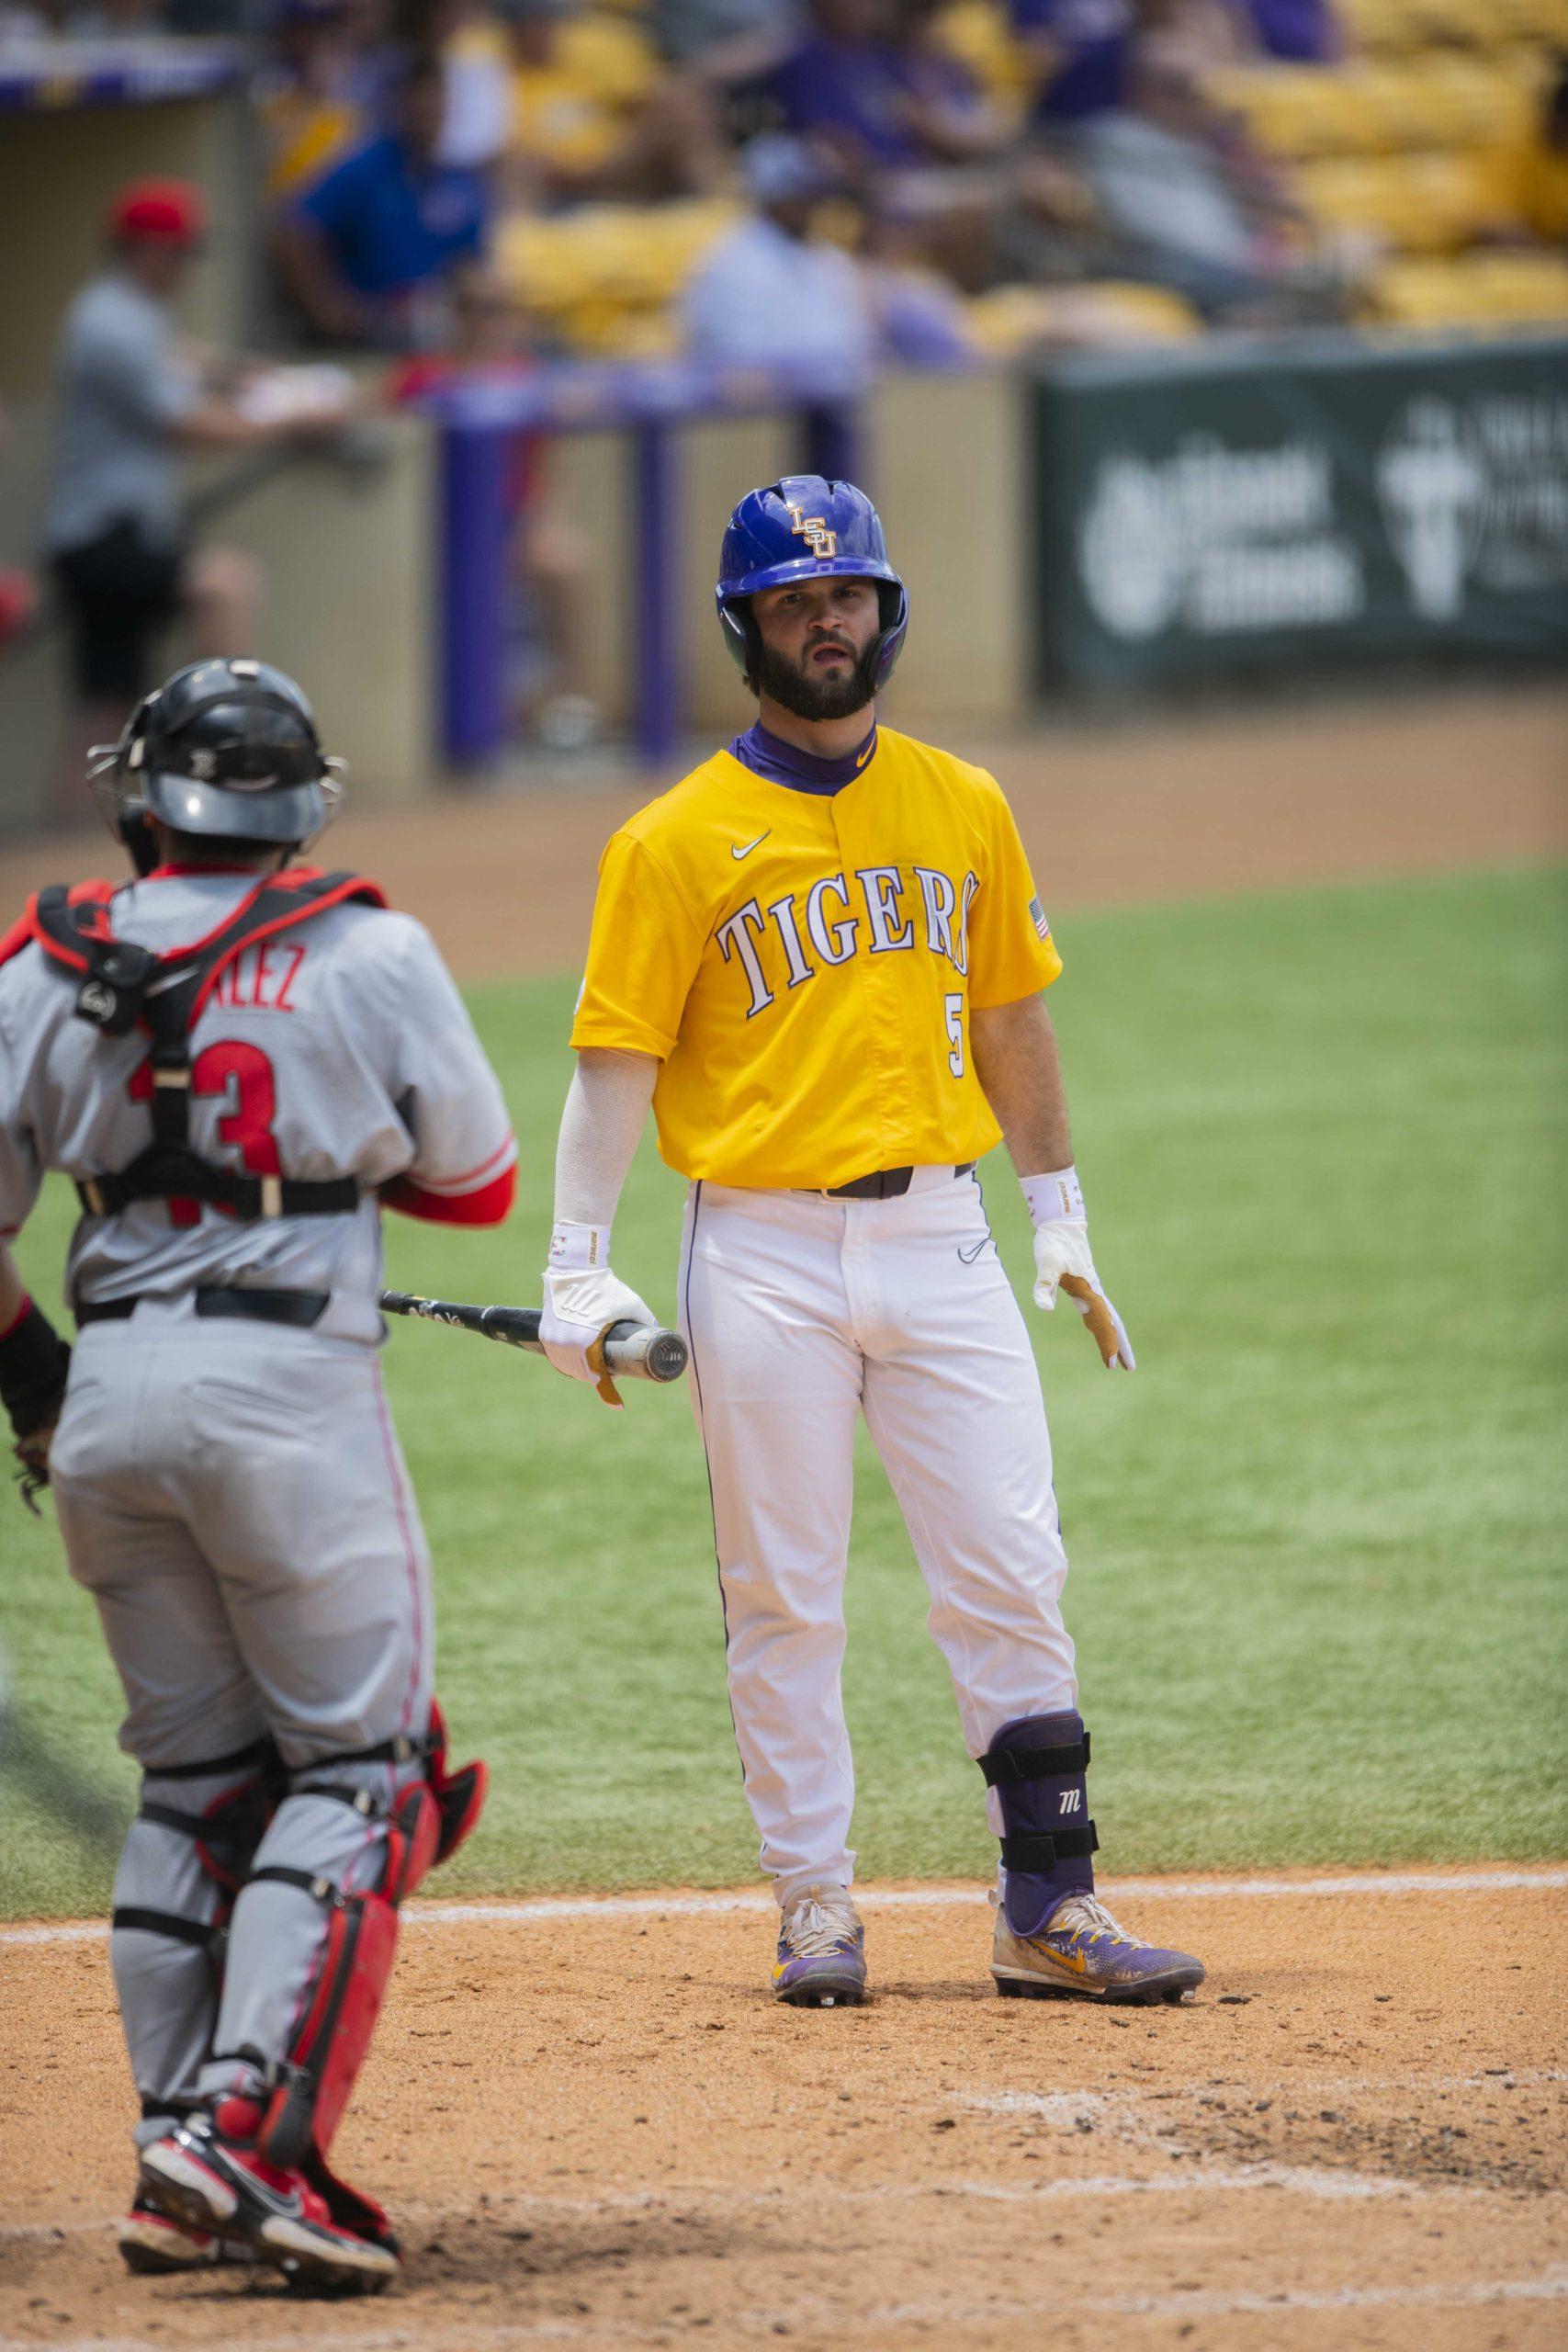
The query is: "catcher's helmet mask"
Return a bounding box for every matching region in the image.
[716,475,908,699]
[90,657,345,875]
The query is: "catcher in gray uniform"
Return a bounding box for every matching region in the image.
[0,660,515,2293]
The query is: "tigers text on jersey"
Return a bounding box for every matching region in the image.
[570,726,1061,1190]
[0,868,515,1342]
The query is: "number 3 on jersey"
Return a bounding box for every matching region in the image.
[130,1041,280,1227]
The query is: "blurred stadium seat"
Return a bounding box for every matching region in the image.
[495,201,740,356]
[1366,245,1568,324]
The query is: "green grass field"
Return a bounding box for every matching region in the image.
[3,864,1564,1920]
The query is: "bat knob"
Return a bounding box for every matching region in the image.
[644,1329,689,1383]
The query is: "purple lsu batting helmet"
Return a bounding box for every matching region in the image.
[715,476,909,688]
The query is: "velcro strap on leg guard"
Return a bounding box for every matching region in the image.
[112,1905,222,1954]
[257,1886,400,2170]
[998,1824,1100,1872]
[978,1733,1089,1787]
[289,1781,391,1820]
[141,2092,205,2124]
[138,1760,283,1897]
[425,1698,488,1866]
[145,1736,282,1782]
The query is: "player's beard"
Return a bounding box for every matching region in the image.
[751,636,875,723]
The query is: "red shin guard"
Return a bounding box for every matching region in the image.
[257,1783,441,2170]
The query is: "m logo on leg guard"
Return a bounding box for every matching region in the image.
[1058,1790,1081,1814]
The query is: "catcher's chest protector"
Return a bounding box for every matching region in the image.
[16,870,387,1223]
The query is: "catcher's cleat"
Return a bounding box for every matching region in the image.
[117,2190,255,2274]
[139,2116,400,2296]
[773,1884,867,2008]
[992,1892,1205,2006]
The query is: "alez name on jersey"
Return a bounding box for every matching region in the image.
[716,863,980,1021]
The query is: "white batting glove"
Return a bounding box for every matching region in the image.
[540,1224,658,1409]
[1021,1169,1135,1373]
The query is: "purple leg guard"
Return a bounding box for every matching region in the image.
[981,1711,1099,1938]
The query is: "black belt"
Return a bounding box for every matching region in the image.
[77,1287,330,1329]
[818,1162,976,1201]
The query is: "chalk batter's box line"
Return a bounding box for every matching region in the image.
[2,1866,1565,1949]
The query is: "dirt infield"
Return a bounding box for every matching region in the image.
[3,1869,1564,2351]
[1,684,1563,980]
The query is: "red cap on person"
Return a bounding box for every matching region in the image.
[107,178,207,248]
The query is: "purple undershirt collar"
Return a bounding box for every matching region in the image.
[728,718,878,796]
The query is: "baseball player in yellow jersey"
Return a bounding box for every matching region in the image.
[538,478,1204,2010]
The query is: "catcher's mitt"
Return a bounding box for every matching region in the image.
[1,1302,72,1513]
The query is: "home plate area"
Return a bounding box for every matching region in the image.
[2,1869,1564,2352]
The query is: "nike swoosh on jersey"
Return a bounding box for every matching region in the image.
[731,831,771,860]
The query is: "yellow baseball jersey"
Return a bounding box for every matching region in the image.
[570,726,1061,1190]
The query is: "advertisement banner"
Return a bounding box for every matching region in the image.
[1031,334,1568,688]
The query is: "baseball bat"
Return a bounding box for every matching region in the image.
[378,1291,689,1384]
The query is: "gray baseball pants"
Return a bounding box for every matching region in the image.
[50,1299,434,2146]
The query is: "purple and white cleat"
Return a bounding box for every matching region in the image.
[772,1885,866,2008]
[992,1892,1204,2006]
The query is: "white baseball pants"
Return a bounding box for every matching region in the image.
[678,1165,1077,1905]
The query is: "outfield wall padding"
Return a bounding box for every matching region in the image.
[1031,333,1568,692]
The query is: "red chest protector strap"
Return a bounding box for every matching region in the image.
[21,870,387,1224]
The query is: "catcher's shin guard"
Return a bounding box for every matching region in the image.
[250,1781,438,2168]
[114,1740,284,2135]
[244,1705,486,2172]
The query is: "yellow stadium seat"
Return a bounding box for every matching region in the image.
[494,200,741,354]
[1336,0,1428,51]
[1068,282,1203,341]
[1487,0,1568,40]
[1356,61,1444,146]
[1207,67,1354,159]
[1298,149,1501,252]
[963,281,1200,355]
[1367,247,1568,325]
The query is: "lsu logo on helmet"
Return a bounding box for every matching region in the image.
[787,503,838,560]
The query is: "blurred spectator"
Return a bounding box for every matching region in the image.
[437,0,514,168]
[257,0,381,204]
[1238,0,1340,63]
[681,134,875,371]
[1010,0,1136,126]
[41,181,326,819]
[858,206,979,359]
[764,0,1007,178]
[389,268,601,751]
[503,0,722,206]
[275,51,489,346]
[651,0,800,83]
[761,1,1018,288]
[1066,39,1314,318]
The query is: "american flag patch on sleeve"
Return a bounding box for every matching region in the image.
[1028,895,1052,941]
